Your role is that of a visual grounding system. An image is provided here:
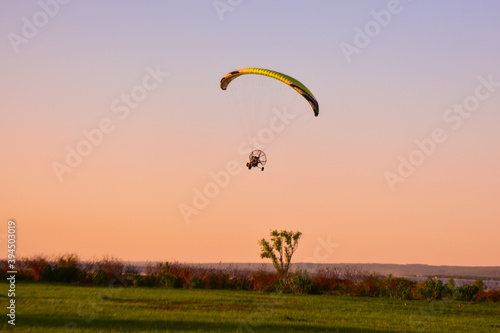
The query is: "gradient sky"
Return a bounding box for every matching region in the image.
[1,0,499,266]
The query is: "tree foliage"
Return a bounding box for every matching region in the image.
[258,230,302,279]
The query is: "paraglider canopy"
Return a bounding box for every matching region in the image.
[220,68,319,117]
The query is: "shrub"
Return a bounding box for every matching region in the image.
[79,259,97,283]
[274,269,314,294]
[483,289,500,302]
[42,254,80,283]
[92,270,108,286]
[455,284,479,302]
[226,276,253,291]
[474,279,486,301]
[342,265,366,284]
[205,273,230,289]
[419,277,445,300]
[383,276,415,300]
[189,276,204,289]
[25,255,49,281]
[292,268,314,294]
[161,274,177,288]
[444,278,456,299]
[0,260,8,279]
[312,268,342,295]
[145,262,180,288]
[360,274,384,297]
[275,276,290,293]
[132,274,158,287]
[95,256,124,285]
[337,266,367,296]
[251,271,278,292]
[166,263,193,288]
[0,260,34,281]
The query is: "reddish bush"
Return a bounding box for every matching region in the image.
[25,255,49,281]
[251,271,278,292]
[360,274,384,297]
[0,260,34,281]
[483,289,500,302]
[96,256,123,279]
[0,260,7,279]
[312,274,342,294]
[166,262,193,288]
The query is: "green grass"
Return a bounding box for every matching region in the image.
[1,282,500,332]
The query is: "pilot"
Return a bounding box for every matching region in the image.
[247,156,259,169]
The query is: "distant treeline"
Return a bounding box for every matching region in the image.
[2,254,499,302]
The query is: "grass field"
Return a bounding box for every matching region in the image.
[2,282,500,332]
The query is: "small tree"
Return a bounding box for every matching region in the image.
[258,230,302,279]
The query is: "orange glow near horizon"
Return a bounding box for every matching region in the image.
[1,1,500,267]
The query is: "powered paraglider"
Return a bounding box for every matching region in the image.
[246,150,267,171]
[220,68,318,171]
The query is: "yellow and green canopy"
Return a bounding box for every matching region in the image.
[220,68,319,117]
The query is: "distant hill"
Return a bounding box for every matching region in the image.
[129,261,500,281]
[306,263,500,280]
